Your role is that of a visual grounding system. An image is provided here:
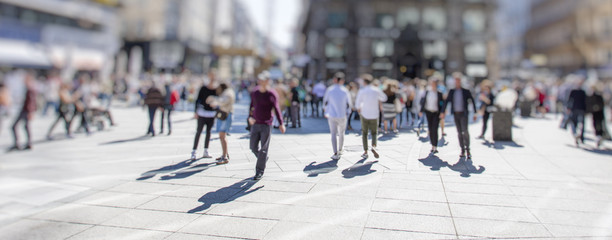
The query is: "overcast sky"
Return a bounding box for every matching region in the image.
[239,0,301,49]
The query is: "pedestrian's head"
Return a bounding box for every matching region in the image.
[257,71,271,87]
[480,79,493,92]
[290,78,299,87]
[24,71,36,89]
[333,72,345,85]
[453,72,463,89]
[361,74,373,85]
[428,76,439,89]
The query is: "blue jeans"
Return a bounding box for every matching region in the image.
[216,113,233,133]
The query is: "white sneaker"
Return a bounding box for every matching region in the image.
[337,149,344,155]
[202,151,212,158]
[190,151,197,160]
[361,153,368,159]
[331,154,340,160]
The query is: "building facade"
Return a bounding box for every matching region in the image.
[298,0,496,82]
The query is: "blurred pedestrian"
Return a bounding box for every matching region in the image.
[441,73,477,159]
[312,81,326,117]
[248,71,285,180]
[419,77,444,154]
[72,75,92,135]
[412,79,427,136]
[587,84,607,148]
[42,71,60,116]
[355,74,387,159]
[144,81,164,137]
[9,73,36,151]
[46,82,74,140]
[210,82,235,164]
[477,80,495,139]
[191,71,218,160]
[346,81,359,131]
[567,78,587,146]
[382,80,399,134]
[273,79,290,128]
[323,72,352,160]
[289,78,302,128]
[160,82,178,135]
[0,82,10,136]
[302,81,312,117]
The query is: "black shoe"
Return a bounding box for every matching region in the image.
[467,150,472,159]
[460,150,466,158]
[167,131,172,136]
[23,145,32,150]
[7,145,20,151]
[253,172,263,181]
[433,149,439,154]
[477,135,484,139]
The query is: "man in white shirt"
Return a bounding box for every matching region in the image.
[355,74,387,159]
[323,72,352,160]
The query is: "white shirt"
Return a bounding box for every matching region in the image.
[355,85,387,119]
[323,84,352,118]
[425,90,439,112]
[313,83,326,98]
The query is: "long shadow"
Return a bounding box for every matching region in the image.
[342,158,378,178]
[482,140,524,149]
[418,154,485,178]
[136,159,197,180]
[448,158,485,178]
[100,135,151,145]
[583,147,612,156]
[438,136,449,147]
[303,160,338,177]
[378,133,399,142]
[188,178,264,213]
[160,162,217,180]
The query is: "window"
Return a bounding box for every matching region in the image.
[328,12,347,28]
[464,42,486,61]
[423,7,446,31]
[325,38,345,58]
[423,40,447,59]
[463,10,485,32]
[372,39,394,57]
[397,7,419,29]
[376,14,394,29]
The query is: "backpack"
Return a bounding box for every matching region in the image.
[297,87,306,101]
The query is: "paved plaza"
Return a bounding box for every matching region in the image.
[0,101,611,240]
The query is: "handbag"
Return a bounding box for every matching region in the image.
[394,98,403,113]
[215,109,228,120]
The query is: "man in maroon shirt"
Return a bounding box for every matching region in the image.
[10,73,36,151]
[248,71,286,180]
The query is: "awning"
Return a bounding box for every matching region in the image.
[0,38,52,68]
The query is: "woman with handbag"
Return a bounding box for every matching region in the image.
[191,72,218,160]
[210,82,235,164]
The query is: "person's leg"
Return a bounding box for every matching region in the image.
[578,111,585,142]
[431,113,440,147]
[481,112,490,136]
[219,131,227,157]
[255,124,272,174]
[383,119,389,132]
[370,119,378,147]
[147,106,155,134]
[47,114,62,137]
[192,117,205,150]
[62,111,72,136]
[297,104,301,126]
[11,112,25,146]
[203,117,214,149]
[361,117,369,152]
[461,113,470,151]
[392,118,397,131]
[328,118,338,154]
[290,103,297,127]
[347,111,353,129]
[425,111,435,146]
[337,118,347,152]
[454,113,465,152]
[250,124,262,156]
[167,108,172,133]
[24,114,31,147]
[160,108,165,133]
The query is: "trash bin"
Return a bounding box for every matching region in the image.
[493,110,513,141]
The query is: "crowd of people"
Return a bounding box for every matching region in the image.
[1,67,611,181]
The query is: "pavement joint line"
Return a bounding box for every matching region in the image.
[439,173,460,239]
[363,226,459,238]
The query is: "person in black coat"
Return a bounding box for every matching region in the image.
[440,73,477,158]
[567,79,587,146]
[419,77,445,154]
[477,80,495,139]
[586,85,608,148]
[144,82,164,136]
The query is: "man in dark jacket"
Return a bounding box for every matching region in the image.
[10,73,36,151]
[144,82,164,136]
[567,79,587,146]
[440,73,477,158]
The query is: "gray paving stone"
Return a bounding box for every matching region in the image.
[30,203,128,225]
[529,208,612,228]
[371,198,451,217]
[206,201,292,220]
[448,203,539,223]
[376,188,447,202]
[444,192,524,207]
[544,224,612,238]
[101,208,199,232]
[66,226,170,240]
[179,215,278,239]
[280,206,369,227]
[70,191,158,209]
[365,212,456,235]
[0,219,91,240]
[164,232,236,240]
[361,228,457,240]
[453,218,551,238]
[136,196,207,213]
[263,221,363,240]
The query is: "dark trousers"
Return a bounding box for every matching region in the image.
[290,101,301,127]
[347,110,357,128]
[147,106,157,134]
[311,97,321,117]
[481,111,490,136]
[160,107,172,132]
[570,110,585,142]
[425,111,440,147]
[48,110,71,136]
[453,112,470,151]
[12,110,31,146]
[250,124,272,174]
[592,111,604,137]
[72,109,90,134]
[193,116,214,149]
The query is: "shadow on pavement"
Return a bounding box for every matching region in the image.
[378,133,399,142]
[137,159,195,180]
[188,178,264,213]
[303,160,338,177]
[160,162,217,180]
[137,158,217,181]
[482,140,524,149]
[342,158,378,178]
[100,135,151,145]
[419,155,485,177]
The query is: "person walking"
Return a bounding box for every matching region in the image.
[440,73,477,158]
[567,78,587,146]
[160,83,178,135]
[9,73,36,151]
[46,82,75,139]
[248,71,286,180]
[419,77,445,154]
[477,80,495,139]
[0,82,11,136]
[323,72,352,160]
[355,74,387,159]
[42,71,60,116]
[144,81,164,136]
[191,72,218,160]
[210,82,235,164]
[381,81,399,134]
[312,81,326,117]
[346,81,359,131]
[289,78,302,128]
[587,84,608,148]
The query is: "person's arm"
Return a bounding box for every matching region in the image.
[468,90,477,121]
[355,90,363,113]
[345,89,353,115]
[378,89,388,102]
[419,92,427,114]
[440,90,452,118]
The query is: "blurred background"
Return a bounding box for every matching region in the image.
[0,0,611,117]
